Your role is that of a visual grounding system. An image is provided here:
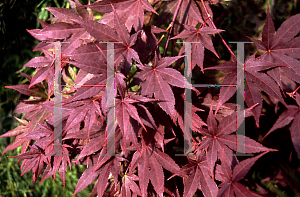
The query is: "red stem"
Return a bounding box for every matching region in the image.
[163,0,184,57]
[200,0,236,58]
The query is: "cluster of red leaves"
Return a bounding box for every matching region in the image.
[2,0,300,196]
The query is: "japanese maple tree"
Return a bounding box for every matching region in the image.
[2,0,300,196]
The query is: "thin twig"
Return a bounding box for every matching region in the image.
[200,0,236,58]
[146,1,163,26]
[163,0,184,57]
[145,30,169,60]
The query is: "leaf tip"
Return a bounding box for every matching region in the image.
[44,7,51,11]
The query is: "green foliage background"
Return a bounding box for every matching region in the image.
[0,0,300,196]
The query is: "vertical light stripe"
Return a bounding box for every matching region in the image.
[106,42,116,156]
[53,41,63,156]
[183,42,193,155]
[229,41,253,156]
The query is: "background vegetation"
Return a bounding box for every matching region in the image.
[0,0,299,196]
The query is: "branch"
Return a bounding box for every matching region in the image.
[162,0,183,57]
[200,0,236,58]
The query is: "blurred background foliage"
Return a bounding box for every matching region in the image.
[0,0,300,196]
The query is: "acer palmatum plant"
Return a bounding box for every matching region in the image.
[2,0,300,196]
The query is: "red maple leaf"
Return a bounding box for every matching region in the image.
[85,0,158,31]
[264,92,300,158]
[128,143,180,197]
[169,151,218,197]
[196,103,273,175]
[135,52,192,116]
[249,4,300,85]
[205,54,287,126]
[216,150,270,197]
[171,25,222,73]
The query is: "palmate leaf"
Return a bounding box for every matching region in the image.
[51,3,119,43]
[204,57,237,115]
[67,7,141,75]
[96,153,125,196]
[70,74,107,102]
[45,7,82,22]
[110,5,142,73]
[0,117,28,139]
[26,17,93,88]
[5,84,46,98]
[63,97,104,139]
[75,134,106,162]
[15,121,73,187]
[0,118,30,156]
[249,4,300,84]
[244,54,287,126]
[23,56,53,68]
[74,19,120,42]
[206,54,286,126]
[62,30,91,55]
[20,43,67,97]
[10,144,48,183]
[129,142,180,197]
[21,52,55,89]
[264,93,300,157]
[43,7,93,56]
[114,72,156,151]
[217,151,270,197]
[135,52,192,117]
[115,96,152,148]
[42,143,71,188]
[27,20,88,56]
[120,173,141,197]
[171,25,222,73]
[169,152,218,197]
[85,0,157,32]
[66,42,107,74]
[74,146,125,197]
[1,99,51,156]
[197,104,273,175]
